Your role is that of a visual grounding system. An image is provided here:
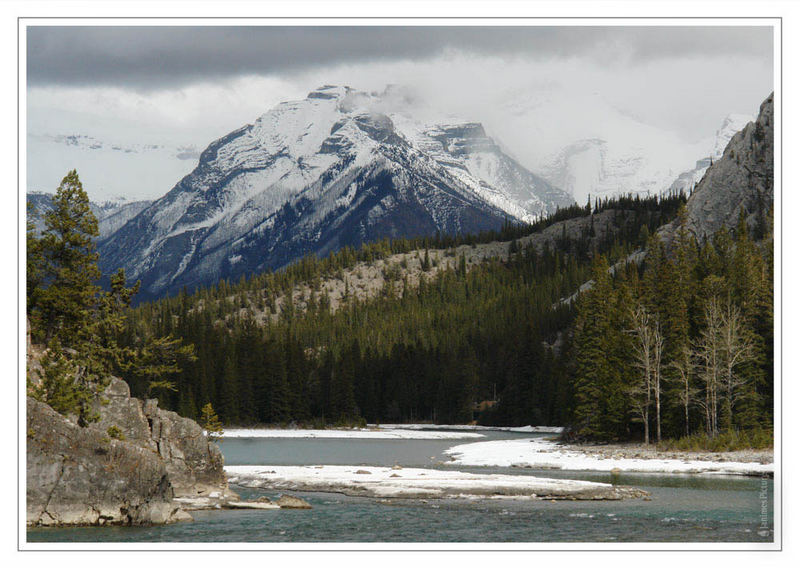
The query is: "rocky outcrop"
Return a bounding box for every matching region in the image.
[27,377,234,527]
[664,93,773,243]
[27,398,190,526]
[93,378,228,497]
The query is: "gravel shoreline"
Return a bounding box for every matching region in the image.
[560,443,774,466]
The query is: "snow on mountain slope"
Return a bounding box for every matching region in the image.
[667,113,755,195]
[99,86,571,299]
[391,115,567,223]
[492,90,744,205]
[27,192,152,240]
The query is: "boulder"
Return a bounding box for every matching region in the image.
[141,398,227,496]
[27,398,188,526]
[28,375,234,526]
[92,377,229,499]
[276,494,312,509]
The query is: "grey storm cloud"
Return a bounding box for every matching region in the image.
[27,25,772,89]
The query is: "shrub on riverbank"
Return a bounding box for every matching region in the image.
[656,428,773,452]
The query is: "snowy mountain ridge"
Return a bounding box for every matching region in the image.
[97,85,572,299]
[537,112,754,205]
[27,191,153,240]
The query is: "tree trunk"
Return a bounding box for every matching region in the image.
[684,388,690,438]
[655,385,661,443]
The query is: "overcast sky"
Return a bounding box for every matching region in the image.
[26,25,774,200]
[28,26,773,89]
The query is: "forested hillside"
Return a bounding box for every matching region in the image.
[115,193,702,430]
[570,208,772,443]
[27,167,772,445]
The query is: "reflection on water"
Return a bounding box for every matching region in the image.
[217,430,535,467]
[27,432,774,543]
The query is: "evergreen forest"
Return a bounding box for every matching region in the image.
[27,171,774,446]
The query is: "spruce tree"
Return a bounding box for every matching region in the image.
[200,402,224,441]
[571,255,617,439]
[35,170,100,344]
[26,203,45,327]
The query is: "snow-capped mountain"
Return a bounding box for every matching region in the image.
[667,113,755,195]
[27,192,152,240]
[487,89,753,206]
[98,85,572,299]
[536,111,753,205]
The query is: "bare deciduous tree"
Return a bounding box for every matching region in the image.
[668,343,698,438]
[694,296,758,436]
[719,297,757,430]
[695,297,723,436]
[627,304,664,444]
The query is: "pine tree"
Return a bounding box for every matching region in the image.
[35,170,100,344]
[125,334,196,403]
[26,203,45,327]
[27,171,124,425]
[30,339,82,418]
[200,402,224,441]
[571,255,621,439]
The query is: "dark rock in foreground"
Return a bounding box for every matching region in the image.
[27,377,235,527]
[93,378,229,497]
[27,397,188,526]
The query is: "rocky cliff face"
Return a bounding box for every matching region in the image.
[27,377,232,526]
[93,378,228,496]
[683,93,773,241]
[27,397,184,526]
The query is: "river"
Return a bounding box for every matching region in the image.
[27,430,774,543]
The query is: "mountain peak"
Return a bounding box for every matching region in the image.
[712,113,754,159]
[97,84,573,299]
[307,85,351,100]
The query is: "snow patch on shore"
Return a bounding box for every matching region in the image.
[375,424,564,434]
[224,464,646,500]
[445,437,773,476]
[220,428,484,440]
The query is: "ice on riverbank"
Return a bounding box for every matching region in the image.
[375,424,564,434]
[220,428,485,440]
[224,464,647,500]
[445,437,774,476]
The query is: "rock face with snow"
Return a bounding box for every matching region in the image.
[531,90,755,206]
[97,85,572,299]
[684,94,773,240]
[27,192,152,240]
[667,113,755,196]
[662,93,773,243]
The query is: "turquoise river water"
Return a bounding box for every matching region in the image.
[27,430,775,544]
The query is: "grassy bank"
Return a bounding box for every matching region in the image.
[655,428,773,452]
